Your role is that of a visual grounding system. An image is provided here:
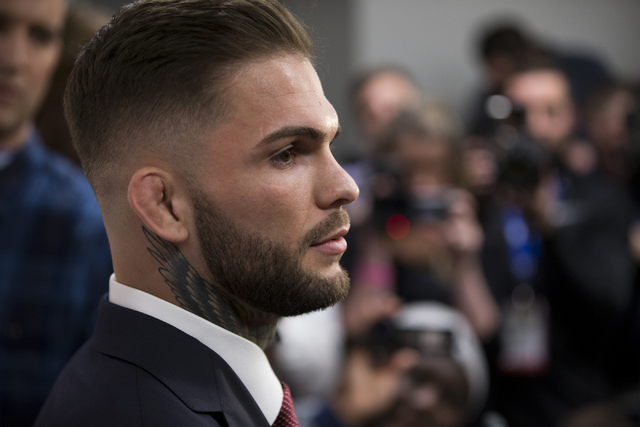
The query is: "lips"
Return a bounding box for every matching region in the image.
[311,224,349,245]
[310,225,350,255]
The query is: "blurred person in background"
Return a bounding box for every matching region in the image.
[351,67,423,156]
[339,102,500,424]
[311,302,493,427]
[342,67,425,341]
[585,81,640,277]
[344,66,423,229]
[36,3,112,165]
[0,0,111,425]
[584,82,640,426]
[585,82,640,191]
[468,22,611,139]
[475,61,639,427]
[468,25,530,138]
[352,101,500,344]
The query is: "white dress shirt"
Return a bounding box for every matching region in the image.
[108,274,283,424]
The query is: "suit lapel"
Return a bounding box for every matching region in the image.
[91,297,270,426]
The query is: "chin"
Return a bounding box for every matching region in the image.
[304,250,344,268]
[306,262,345,281]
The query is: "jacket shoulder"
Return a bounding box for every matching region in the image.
[35,342,226,427]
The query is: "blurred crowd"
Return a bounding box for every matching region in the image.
[2,1,640,426]
[269,23,640,427]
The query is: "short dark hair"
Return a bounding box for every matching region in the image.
[479,24,529,61]
[65,0,312,194]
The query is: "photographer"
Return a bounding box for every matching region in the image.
[311,302,490,427]
[352,102,500,343]
[480,63,638,427]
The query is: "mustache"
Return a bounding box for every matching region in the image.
[300,209,350,251]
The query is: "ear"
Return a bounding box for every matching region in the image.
[127,167,189,243]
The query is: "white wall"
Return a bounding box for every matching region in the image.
[352,0,640,121]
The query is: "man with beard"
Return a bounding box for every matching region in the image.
[35,0,359,426]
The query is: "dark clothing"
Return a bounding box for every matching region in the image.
[35,296,270,427]
[310,405,346,427]
[0,132,111,425]
[484,169,638,427]
[310,403,493,427]
[555,49,611,111]
[394,263,453,305]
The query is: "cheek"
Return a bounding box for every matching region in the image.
[29,47,61,98]
[232,177,312,241]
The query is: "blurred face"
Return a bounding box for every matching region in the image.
[0,0,65,148]
[357,72,421,146]
[383,357,469,427]
[387,136,453,266]
[588,89,635,150]
[395,135,452,194]
[192,55,359,316]
[506,70,575,151]
[462,144,498,194]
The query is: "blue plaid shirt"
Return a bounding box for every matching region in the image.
[0,131,112,424]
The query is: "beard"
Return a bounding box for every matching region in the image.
[191,189,351,317]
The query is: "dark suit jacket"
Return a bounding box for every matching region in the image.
[34,296,272,427]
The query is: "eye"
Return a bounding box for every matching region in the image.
[29,25,57,47]
[271,147,295,165]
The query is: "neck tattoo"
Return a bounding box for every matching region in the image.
[143,226,277,348]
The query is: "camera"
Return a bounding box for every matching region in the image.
[497,134,549,191]
[370,159,452,233]
[484,94,551,191]
[365,319,453,366]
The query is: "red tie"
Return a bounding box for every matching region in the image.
[272,382,300,427]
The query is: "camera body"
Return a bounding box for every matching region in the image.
[371,159,452,233]
[498,133,549,191]
[483,94,553,191]
[365,319,453,367]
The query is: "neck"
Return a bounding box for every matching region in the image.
[0,124,30,152]
[141,226,279,349]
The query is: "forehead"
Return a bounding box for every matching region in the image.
[360,72,416,105]
[231,55,323,101]
[397,136,448,161]
[220,55,339,138]
[507,70,570,104]
[0,0,66,30]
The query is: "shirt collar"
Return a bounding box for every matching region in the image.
[108,274,283,424]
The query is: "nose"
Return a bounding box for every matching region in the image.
[0,29,28,72]
[316,151,359,210]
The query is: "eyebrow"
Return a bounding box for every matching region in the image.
[257,125,342,148]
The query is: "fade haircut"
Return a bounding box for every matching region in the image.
[65,0,312,196]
